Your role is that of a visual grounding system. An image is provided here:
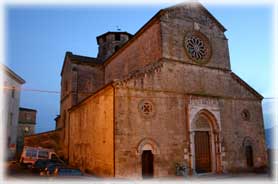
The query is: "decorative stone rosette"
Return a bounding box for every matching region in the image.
[184,31,212,64]
[138,99,155,119]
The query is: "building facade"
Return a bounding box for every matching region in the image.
[1,64,25,160]
[16,107,37,157]
[56,3,268,178]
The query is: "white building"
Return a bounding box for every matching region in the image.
[1,64,25,160]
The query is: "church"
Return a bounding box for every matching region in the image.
[54,2,268,178]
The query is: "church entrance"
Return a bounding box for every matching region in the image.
[190,109,222,174]
[194,131,211,173]
[142,150,154,178]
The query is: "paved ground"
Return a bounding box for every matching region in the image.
[4,160,276,183]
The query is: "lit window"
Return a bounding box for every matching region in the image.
[24,127,29,133]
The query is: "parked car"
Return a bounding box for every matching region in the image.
[32,158,65,174]
[53,167,83,177]
[40,162,65,176]
[20,146,60,166]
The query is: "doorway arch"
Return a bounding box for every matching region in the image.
[190,109,221,174]
[142,150,154,178]
[242,137,254,168]
[137,138,160,178]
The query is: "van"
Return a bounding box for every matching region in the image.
[20,146,60,166]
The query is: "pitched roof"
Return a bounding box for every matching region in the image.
[102,2,227,66]
[19,107,37,112]
[60,52,101,76]
[0,64,25,84]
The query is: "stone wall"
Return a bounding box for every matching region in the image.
[112,58,267,176]
[60,53,104,160]
[123,60,259,100]
[160,4,230,70]
[68,85,114,177]
[219,99,267,172]
[75,63,104,103]
[57,2,268,177]
[114,87,187,178]
[105,19,162,84]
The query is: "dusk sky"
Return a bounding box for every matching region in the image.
[5,3,275,133]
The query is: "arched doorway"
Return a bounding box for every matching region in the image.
[190,109,221,174]
[245,145,254,167]
[242,137,254,168]
[142,150,154,178]
[137,138,160,178]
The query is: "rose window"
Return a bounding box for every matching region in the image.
[184,31,211,63]
[185,36,206,60]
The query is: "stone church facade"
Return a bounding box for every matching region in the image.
[55,3,268,178]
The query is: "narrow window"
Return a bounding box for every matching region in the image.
[102,36,106,42]
[114,45,120,52]
[11,87,15,98]
[7,137,11,147]
[115,33,121,41]
[9,113,13,126]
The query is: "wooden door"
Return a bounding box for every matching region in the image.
[245,145,254,167]
[142,150,153,178]
[194,131,211,173]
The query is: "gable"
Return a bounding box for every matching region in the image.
[163,2,226,32]
[160,2,231,71]
[60,52,100,76]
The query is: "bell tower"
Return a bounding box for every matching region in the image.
[96,31,133,62]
